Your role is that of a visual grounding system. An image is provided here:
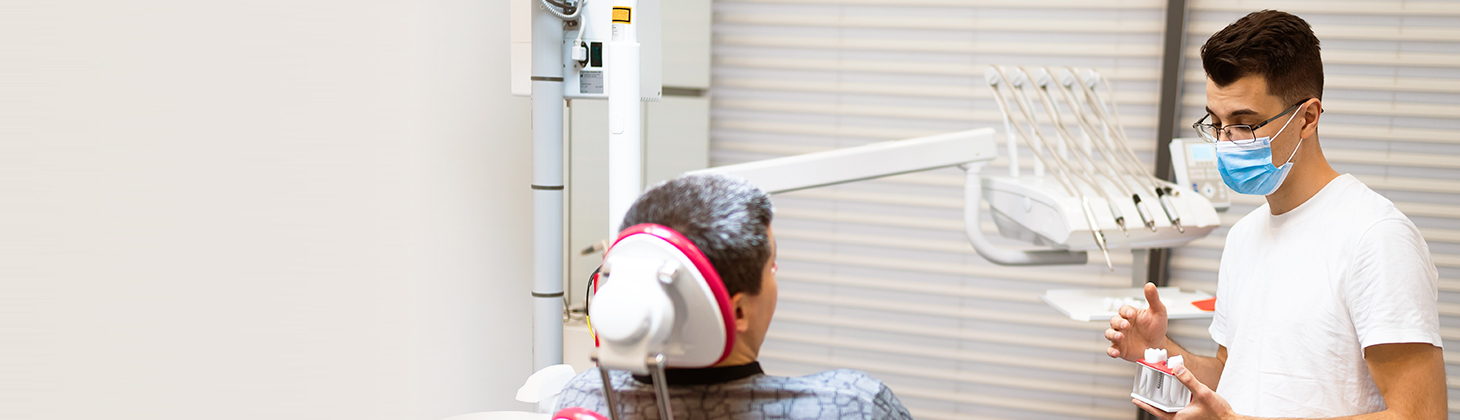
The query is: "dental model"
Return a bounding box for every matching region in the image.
[1132,348,1190,412]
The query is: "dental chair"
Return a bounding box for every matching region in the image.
[474,223,725,420]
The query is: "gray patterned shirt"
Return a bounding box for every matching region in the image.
[553,362,913,420]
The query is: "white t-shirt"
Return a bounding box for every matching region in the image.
[1210,174,1441,418]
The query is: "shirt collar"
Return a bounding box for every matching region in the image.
[631,362,763,386]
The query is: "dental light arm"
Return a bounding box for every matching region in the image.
[691,128,1090,266]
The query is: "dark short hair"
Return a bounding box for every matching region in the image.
[620,173,774,296]
[1201,10,1324,104]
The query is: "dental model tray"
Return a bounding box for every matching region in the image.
[1132,357,1190,412]
[1041,287,1214,322]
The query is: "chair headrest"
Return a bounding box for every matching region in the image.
[589,224,736,373]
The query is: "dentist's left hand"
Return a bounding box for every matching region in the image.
[1133,365,1239,420]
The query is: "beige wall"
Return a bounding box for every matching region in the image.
[2,0,535,418]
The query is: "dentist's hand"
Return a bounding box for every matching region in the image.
[1106,282,1168,362]
[1133,365,1237,420]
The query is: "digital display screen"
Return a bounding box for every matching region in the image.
[1189,143,1215,161]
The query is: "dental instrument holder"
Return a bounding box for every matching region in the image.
[1132,351,1191,412]
[981,66,1220,256]
[689,69,1217,266]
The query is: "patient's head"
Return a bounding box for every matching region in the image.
[620,173,777,367]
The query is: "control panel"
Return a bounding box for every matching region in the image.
[559,0,661,101]
[565,38,607,99]
[1169,138,1230,212]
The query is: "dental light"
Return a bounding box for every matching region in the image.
[587,223,737,420]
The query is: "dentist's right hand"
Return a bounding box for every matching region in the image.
[1106,282,1168,362]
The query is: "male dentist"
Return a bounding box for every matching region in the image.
[1105,10,1446,420]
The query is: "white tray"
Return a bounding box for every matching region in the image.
[1040,287,1214,322]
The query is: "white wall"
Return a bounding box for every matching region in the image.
[2,0,534,419]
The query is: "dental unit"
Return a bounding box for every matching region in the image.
[520,0,1223,409]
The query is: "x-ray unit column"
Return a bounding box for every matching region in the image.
[531,0,565,371]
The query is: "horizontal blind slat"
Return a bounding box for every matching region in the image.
[716,56,1162,80]
[721,35,1163,57]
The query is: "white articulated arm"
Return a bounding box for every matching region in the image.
[697,129,996,194]
[694,128,1088,266]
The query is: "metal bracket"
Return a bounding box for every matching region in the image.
[589,352,674,420]
[648,354,673,420]
[591,352,624,420]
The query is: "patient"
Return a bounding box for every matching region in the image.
[554,173,913,420]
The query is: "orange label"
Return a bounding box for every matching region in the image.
[611,7,631,23]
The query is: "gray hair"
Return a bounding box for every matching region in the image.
[620,173,775,296]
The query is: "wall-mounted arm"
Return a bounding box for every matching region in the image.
[693,129,995,194]
[691,128,1087,266]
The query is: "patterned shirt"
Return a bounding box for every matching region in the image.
[553,362,913,420]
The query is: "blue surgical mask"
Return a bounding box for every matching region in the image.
[1215,107,1305,196]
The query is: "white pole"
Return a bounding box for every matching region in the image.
[606,0,641,237]
[531,1,565,371]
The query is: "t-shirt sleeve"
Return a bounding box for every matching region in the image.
[1209,234,1237,347]
[1347,218,1442,349]
[1209,275,1230,347]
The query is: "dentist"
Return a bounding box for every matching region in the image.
[1105,10,1446,420]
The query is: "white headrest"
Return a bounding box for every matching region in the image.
[589,224,736,374]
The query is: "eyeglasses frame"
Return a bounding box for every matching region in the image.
[1192,98,1314,144]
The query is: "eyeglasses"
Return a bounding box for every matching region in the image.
[1192,99,1312,144]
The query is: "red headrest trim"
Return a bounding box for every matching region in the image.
[607,223,737,366]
